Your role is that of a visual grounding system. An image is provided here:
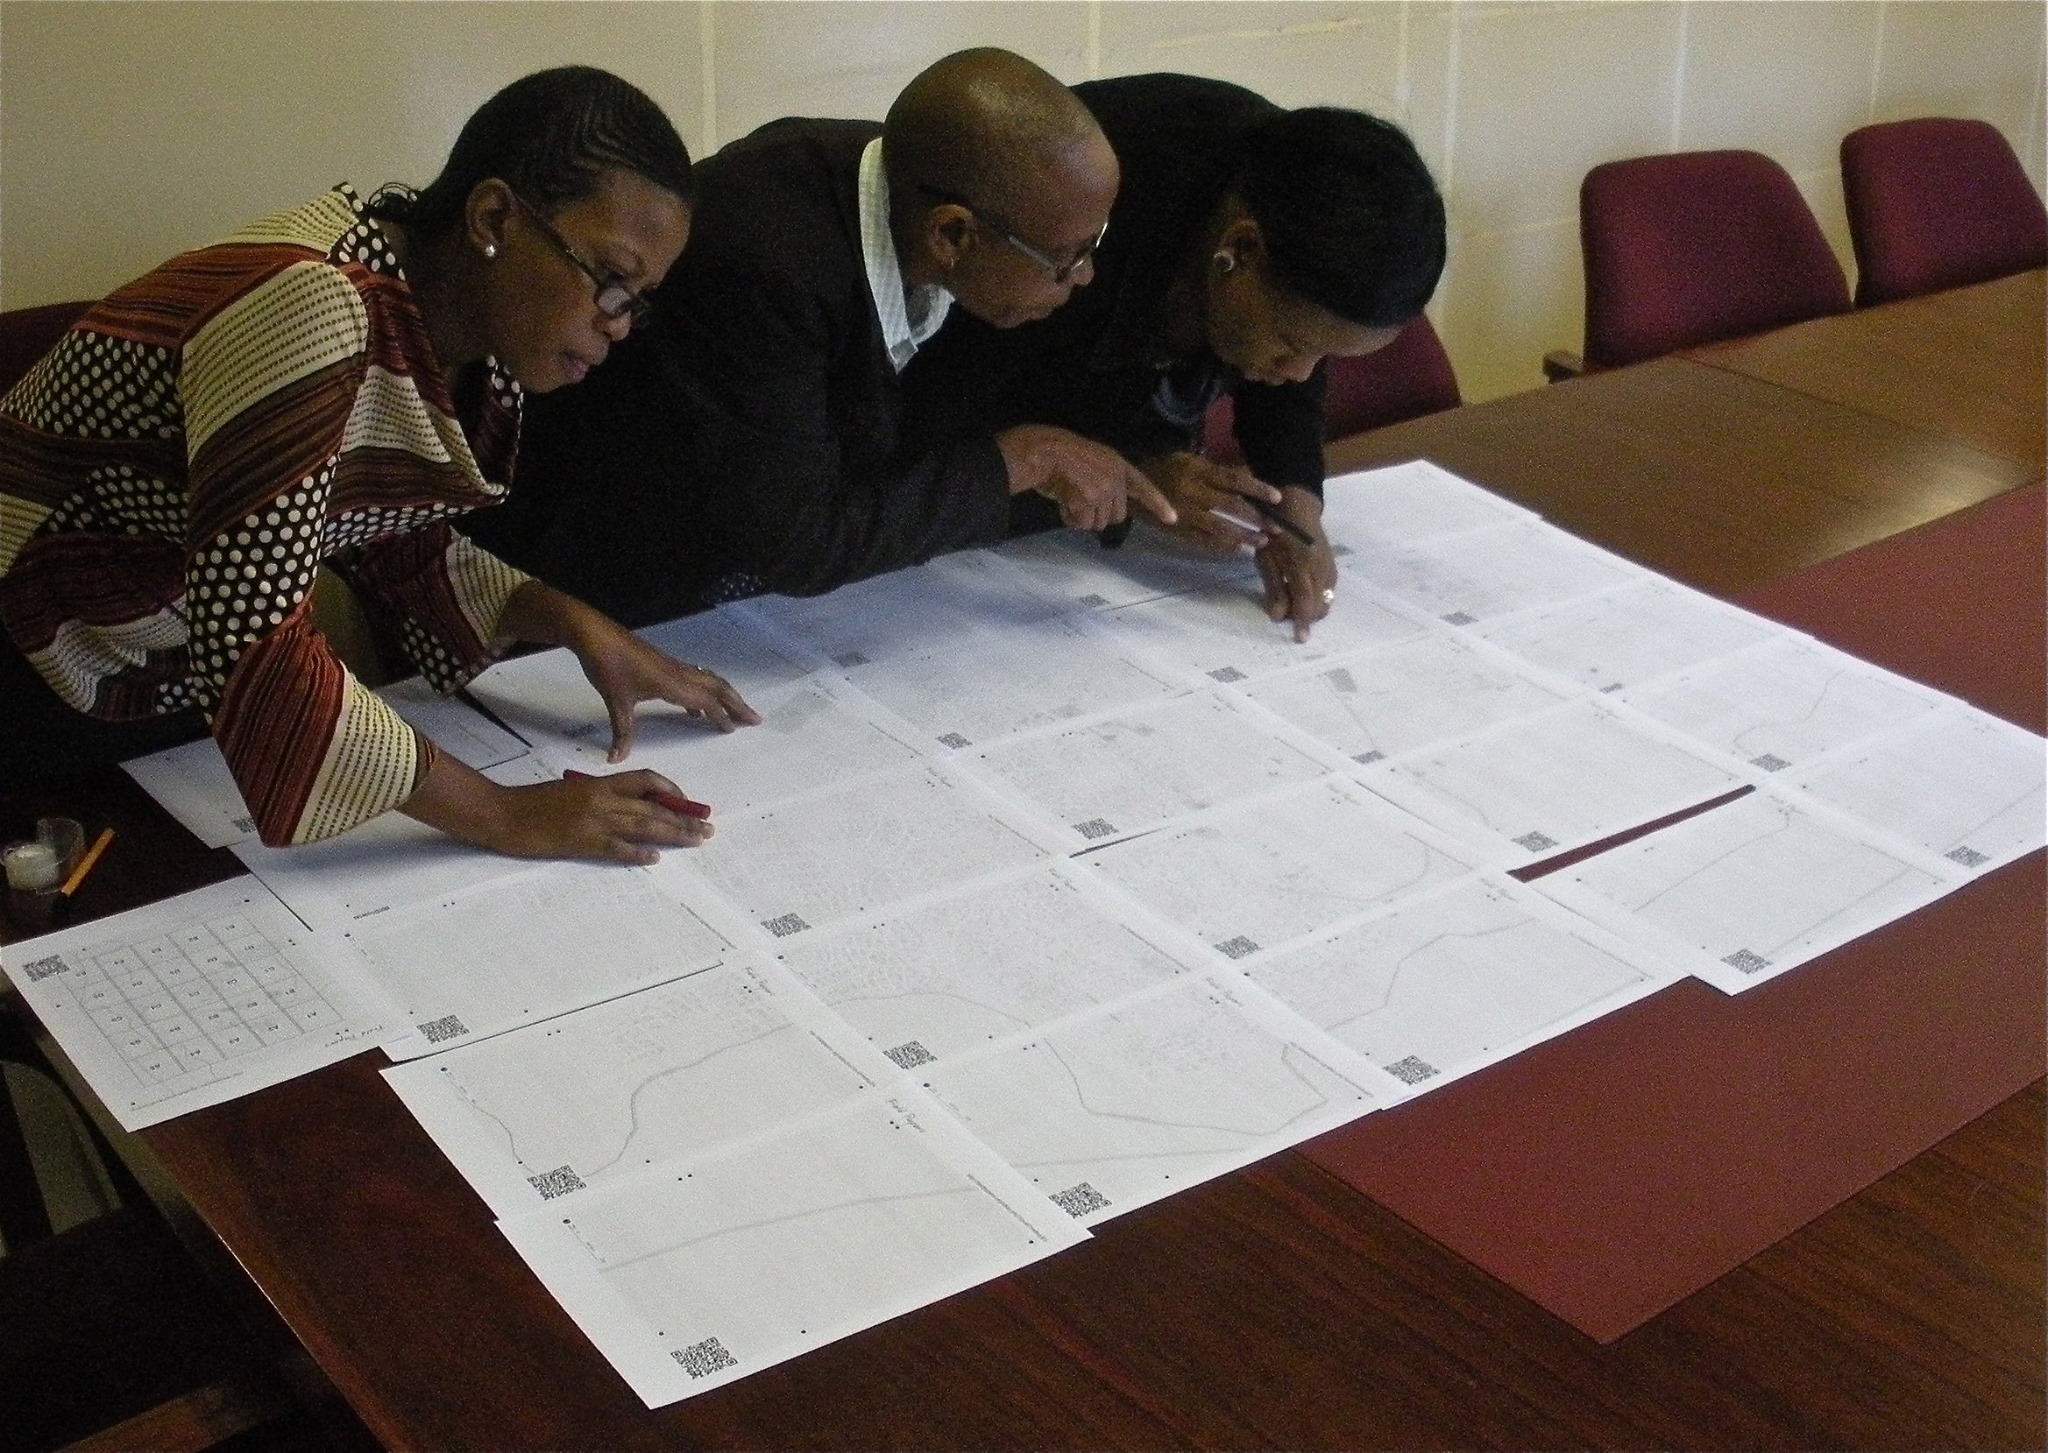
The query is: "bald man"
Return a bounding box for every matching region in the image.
[465,48,1172,626]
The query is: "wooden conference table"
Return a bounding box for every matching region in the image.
[13,273,2046,1450]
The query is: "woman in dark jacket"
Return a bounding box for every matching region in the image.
[907,73,1446,640]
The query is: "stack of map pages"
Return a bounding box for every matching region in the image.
[8,461,2041,1406]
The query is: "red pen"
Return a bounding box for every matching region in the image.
[562,768,713,820]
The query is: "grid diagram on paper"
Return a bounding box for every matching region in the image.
[21,909,348,1090]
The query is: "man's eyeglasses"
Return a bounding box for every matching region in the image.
[917,183,1107,285]
[509,192,655,326]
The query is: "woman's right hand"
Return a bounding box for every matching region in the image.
[401,752,712,865]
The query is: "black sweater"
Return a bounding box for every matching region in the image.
[464,120,1012,625]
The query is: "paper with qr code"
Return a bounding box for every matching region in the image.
[0,877,390,1129]
[496,1091,1087,1407]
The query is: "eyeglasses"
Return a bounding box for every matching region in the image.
[917,183,1107,285]
[509,191,655,326]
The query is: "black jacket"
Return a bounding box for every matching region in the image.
[463,120,1012,625]
[906,72,1328,537]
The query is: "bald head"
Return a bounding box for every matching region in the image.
[885,49,1119,326]
[885,48,1108,216]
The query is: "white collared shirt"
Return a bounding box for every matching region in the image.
[858,137,952,372]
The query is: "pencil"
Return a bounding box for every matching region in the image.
[1214,487,1317,547]
[562,769,713,820]
[59,827,115,897]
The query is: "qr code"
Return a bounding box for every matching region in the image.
[1513,831,1559,853]
[1723,948,1772,975]
[527,1166,586,1200]
[1385,1055,1440,1085]
[1353,749,1386,765]
[762,913,811,938]
[936,733,971,749]
[232,815,257,834]
[1946,845,1990,868]
[1207,666,1247,683]
[1214,935,1260,960]
[1074,818,1118,840]
[418,1015,470,1044]
[832,651,869,668]
[21,954,68,983]
[1751,753,1791,772]
[672,1336,738,1379]
[885,1041,936,1070]
[1051,1182,1111,1218]
[1441,610,1477,626]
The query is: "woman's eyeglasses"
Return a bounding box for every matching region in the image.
[509,192,655,326]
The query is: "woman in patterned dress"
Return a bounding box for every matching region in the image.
[0,66,757,862]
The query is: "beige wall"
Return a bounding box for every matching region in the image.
[3,0,2042,402]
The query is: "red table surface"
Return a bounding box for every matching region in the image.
[1302,482,2046,1341]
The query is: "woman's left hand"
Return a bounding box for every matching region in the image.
[1253,486,1338,643]
[497,582,761,761]
[575,627,760,761]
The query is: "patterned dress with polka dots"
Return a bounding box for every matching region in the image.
[0,186,532,846]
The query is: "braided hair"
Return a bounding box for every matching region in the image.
[368,66,692,234]
[1236,108,1445,329]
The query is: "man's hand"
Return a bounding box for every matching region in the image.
[996,424,1177,533]
[1253,486,1338,642]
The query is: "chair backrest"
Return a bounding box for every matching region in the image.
[1841,117,2048,307]
[0,300,95,398]
[1579,149,1850,369]
[1202,315,1462,463]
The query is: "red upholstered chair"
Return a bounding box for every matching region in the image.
[1563,150,1850,373]
[1202,314,1461,463]
[1840,117,2048,307]
[0,300,94,396]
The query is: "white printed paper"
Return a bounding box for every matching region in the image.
[0,878,388,1129]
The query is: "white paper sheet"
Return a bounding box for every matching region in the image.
[743,552,1066,666]
[771,865,1193,1066]
[0,878,389,1129]
[993,521,1261,612]
[496,1091,1088,1407]
[1093,581,1428,687]
[962,691,1334,848]
[1318,460,1539,544]
[919,973,1400,1225]
[1780,703,2047,874]
[1240,873,1677,1091]
[1473,578,1784,694]
[1241,629,1573,765]
[382,958,888,1214]
[1359,697,1747,864]
[1344,515,1645,625]
[346,859,734,1059]
[121,738,257,848]
[680,762,1052,942]
[1081,778,1479,960]
[1535,786,1962,993]
[829,613,1187,751]
[1617,634,1950,775]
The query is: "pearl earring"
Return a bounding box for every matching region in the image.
[1213,251,1236,275]
[483,243,498,260]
